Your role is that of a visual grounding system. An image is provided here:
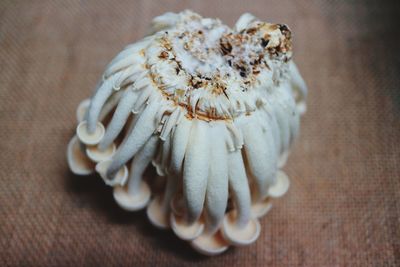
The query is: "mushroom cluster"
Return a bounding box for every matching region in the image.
[67,10,307,256]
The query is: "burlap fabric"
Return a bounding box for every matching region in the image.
[1,0,399,266]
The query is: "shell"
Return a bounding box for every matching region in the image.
[67,10,307,256]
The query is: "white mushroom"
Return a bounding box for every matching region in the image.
[67,10,307,256]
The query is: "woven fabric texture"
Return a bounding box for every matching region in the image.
[1,0,399,266]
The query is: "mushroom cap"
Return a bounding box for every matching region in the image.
[67,135,95,175]
[146,196,170,229]
[76,121,105,145]
[221,211,261,246]
[170,213,204,241]
[251,197,273,218]
[86,143,116,163]
[76,98,90,123]
[191,232,229,256]
[95,160,128,186]
[268,170,290,198]
[113,182,151,211]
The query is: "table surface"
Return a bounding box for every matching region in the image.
[1,0,399,266]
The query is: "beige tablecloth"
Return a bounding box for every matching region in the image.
[1,0,399,266]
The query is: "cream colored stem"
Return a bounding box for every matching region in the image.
[183,120,209,224]
[99,89,137,150]
[105,37,152,76]
[112,66,140,90]
[105,56,137,78]
[261,104,281,158]
[132,88,152,113]
[127,135,159,195]
[288,61,308,100]
[241,115,277,199]
[106,98,159,178]
[274,104,290,156]
[161,174,179,212]
[159,134,172,175]
[169,117,192,175]
[87,77,115,133]
[289,104,300,146]
[204,123,228,234]
[228,151,251,228]
[98,89,125,122]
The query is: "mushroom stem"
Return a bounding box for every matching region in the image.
[183,119,209,224]
[112,66,139,90]
[76,99,90,123]
[106,37,152,72]
[289,104,300,146]
[126,135,159,195]
[132,87,152,113]
[147,174,179,228]
[262,104,281,158]
[241,114,277,200]
[106,97,159,178]
[158,133,172,176]
[169,117,192,175]
[105,56,139,79]
[274,106,291,155]
[162,175,179,212]
[227,150,251,228]
[204,123,228,235]
[98,89,138,150]
[288,61,308,115]
[226,122,244,150]
[160,108,181,141]
[87,77,117,133]
[98,89,125,121]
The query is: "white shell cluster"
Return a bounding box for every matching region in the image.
[67,10,307,256]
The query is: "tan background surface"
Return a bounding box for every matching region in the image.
[1,0,399,266]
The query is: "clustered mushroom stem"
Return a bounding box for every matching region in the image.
[84,88,124,128]
[241,118,277,200]
[159,137,171,175]
[87,78,116,133]
[98,89,138,151]
[288,61,308,110]
[105,56,137,78]
[289,108,300,145]
[273,97,291,154]
[160,174,179,213]
[106,99,159,178]
[203,123,229,234]
[126,135,159,195]
[112,66,138,90]
[99,90,125,120]
[226,122,244,150]
[106,48,138,70]
[183,120,209,224]
[263,110,281,155]
[160,108,181,141]
[169,117,192,175]
[228,151,252,228]
[132,88,152,113]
